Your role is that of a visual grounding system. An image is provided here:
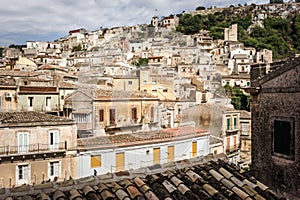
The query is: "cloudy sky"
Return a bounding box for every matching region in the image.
[0,0,269,46]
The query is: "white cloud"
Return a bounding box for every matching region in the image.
[0,0,268,46]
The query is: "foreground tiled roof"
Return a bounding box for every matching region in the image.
[0,111,74,127]
[0,155,285,200]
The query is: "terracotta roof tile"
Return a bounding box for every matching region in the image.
[0,156,286,200]
[0,111,74,127]
[78,127,208,148]
[0,70,42,77]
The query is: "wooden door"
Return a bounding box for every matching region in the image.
[153,148,160,164]
[192,141,197,157]
[116,152,125,171]
[168,146,174,162]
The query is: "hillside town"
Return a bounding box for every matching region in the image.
[0,2,299,199]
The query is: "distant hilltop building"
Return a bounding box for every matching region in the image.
[151,15,179,30]
[224,24,238,42]
[68,28,88,35]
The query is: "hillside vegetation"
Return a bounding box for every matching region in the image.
[176,5,300,59]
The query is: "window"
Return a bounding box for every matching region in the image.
[109,109,116,125]
[99,109,104,122]
[74,113,90,123]
[45,97,51,106]
[46,97,51,109]
[131,107,137,123]
[226,137,230,152]
[234,136,237,149]
[128,81,132,85]
[163,89,168,93]
[233,116,237,130]
[17,164,29,185]
[241,123,249,135]
[226,118,231,130]
[241,66,245,72]
[18,132,29,153]
[150,106,154,122]
[28,97,34,110]
[273,119,294,160]
[110,68,114,74]
[49,161,60,178]
[91,155,101,168]
[49,130,59,150]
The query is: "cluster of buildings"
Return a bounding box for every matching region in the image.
[0,7,298,198]
[0,17,262,185]
[0,20,258,189]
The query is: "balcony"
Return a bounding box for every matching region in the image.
[0,142,67,162]
[225,125,239,136]
[226,145,239,154]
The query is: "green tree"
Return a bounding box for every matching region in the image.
[175,5,300,59]
[176,14,203,34]
[196,6,205,10]
[132,58,148,67]
[238,26,249,41]
[234,14,252,30]
[209,26,224,40]
[8,44,25,51]
[224,85,250,111]
[231,88,250,111]
[292,15,300,51]
[0,48,3,57]
[270,0,283,3]
[250,26,270,38]
[72,45,82,52]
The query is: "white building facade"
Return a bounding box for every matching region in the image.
[77,127,210,177]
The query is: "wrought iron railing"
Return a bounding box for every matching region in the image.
[0,142,66,156]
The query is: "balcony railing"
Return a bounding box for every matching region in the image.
[226,126,239,135]
[226,125,239,131]
[0,142,66,156]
